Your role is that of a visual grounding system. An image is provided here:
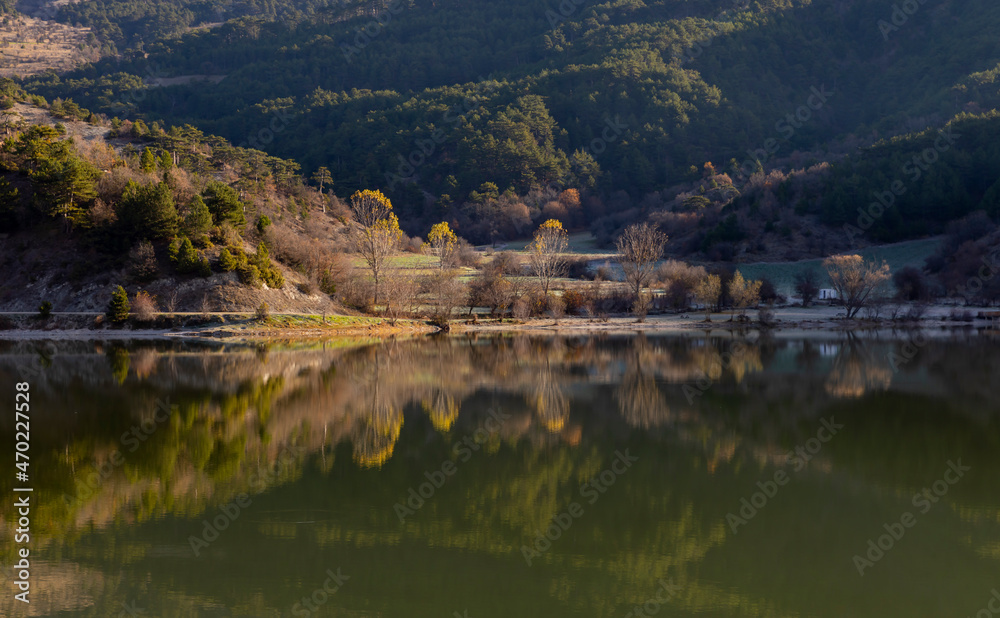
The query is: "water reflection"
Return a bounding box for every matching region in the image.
[0,333,998,617]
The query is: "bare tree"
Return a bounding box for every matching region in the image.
[349,189,402,308]
[823,254,892,318]
[693,274,721,322]
[528,219,568,295]
[616,222,668,314]
[424,270,467,326]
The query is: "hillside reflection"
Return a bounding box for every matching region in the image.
[0,333,998,617]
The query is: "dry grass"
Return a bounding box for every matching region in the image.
[0,16,94,77]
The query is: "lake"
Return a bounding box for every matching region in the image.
[1,332,998,617]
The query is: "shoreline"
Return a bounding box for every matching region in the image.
[0,305,996,341]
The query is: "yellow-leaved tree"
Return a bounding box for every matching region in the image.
[693,273,721,322]
[528,219,568,295]
[823,254,891,318]
[349,189,402,307]
[728,270,762,319]
[424,221,459,269]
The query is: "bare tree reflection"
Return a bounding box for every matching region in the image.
[825,336,893,398]
[616,336,671,428]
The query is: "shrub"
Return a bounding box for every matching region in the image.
[210,222,242,246]
[253,244,285,289]
[197,256,212,277]
[256,301,270,322]
[256,214,272,234]
[219,247,238,271]
[759,277,783,304]
[107,285,130,323]
[132,291,157,322]
[562,289,589,315]
[38,301,52,318]
[239,264,262,287]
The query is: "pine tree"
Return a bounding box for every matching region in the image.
[140,147,156,173]
[312,166,332,213]
[107,285,130,323]
[184,195,212,241]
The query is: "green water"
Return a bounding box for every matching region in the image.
[1,333,998,617]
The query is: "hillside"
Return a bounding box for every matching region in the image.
[0,91,352,314]
[10,0,1000,250]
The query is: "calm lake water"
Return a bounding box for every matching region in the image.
[1,333,999,617]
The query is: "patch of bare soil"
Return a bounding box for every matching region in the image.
[10,102,111,144]
[0,14,94,77]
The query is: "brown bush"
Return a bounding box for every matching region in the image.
[562,289,590,315]
[96,167,148,204]
[211,222,242,247]
[132,290,158,322]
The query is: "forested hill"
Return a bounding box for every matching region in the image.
[18,0,1000,248]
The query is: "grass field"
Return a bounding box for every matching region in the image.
[348,234,943,299]
[735,237,943,296]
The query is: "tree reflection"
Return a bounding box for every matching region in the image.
[616,336,671,428]
[824,337,892,398]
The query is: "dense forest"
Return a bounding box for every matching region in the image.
[7,0,1000,250]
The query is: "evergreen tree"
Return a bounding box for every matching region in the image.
[184,195,212,240]
[116,181,179,241]
[107,285,130,323]
[140,147,156,173]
